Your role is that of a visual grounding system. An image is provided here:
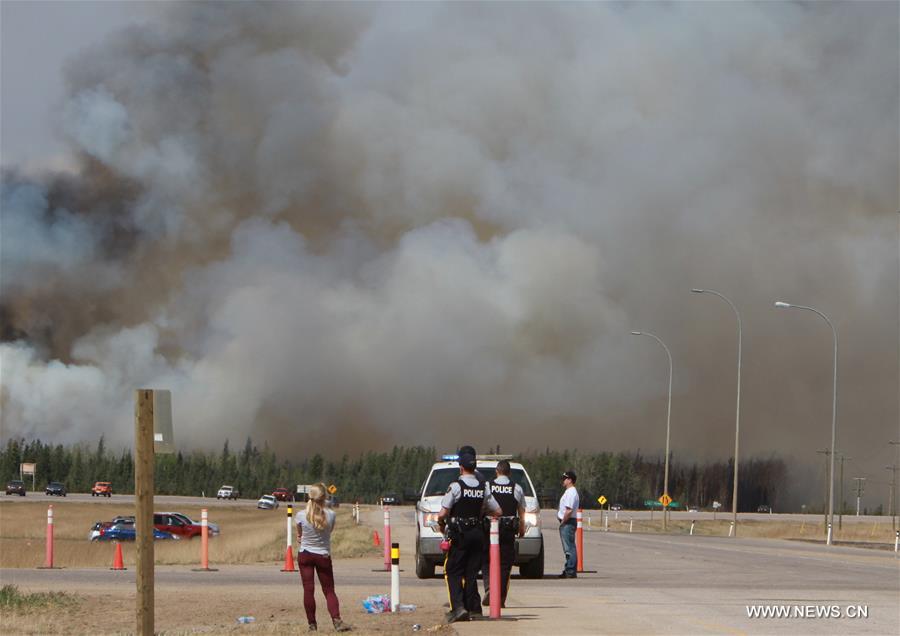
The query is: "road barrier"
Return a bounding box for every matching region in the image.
[372,530,381,546]
[489,518,501,619]
[690,520,695,536]
[390,543,400,612]
[42,505,54,568]
[383,506,392,571]
[894,530,898,553]
[576,509,584,573]
[111,542,126,570]
[282,505,295,572]
[629,518,633,533]
[192,508,218,572]
[729,521,735,537]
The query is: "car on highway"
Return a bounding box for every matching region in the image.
[45,482,67,496]
[380,493,401,506]
[257,494,279,510]
[757,505,772,513]
[217,485,240,500]
[272,487,293,502]
[5,480,26,496]
[91,481,112,497]
[415,454,544,579]
[610,503,623,511]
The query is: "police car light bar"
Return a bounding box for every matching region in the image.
[440,454,459,461]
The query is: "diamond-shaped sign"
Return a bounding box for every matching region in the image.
[659,493,672,507]
[598,495,607,505]
[327,484,337,495]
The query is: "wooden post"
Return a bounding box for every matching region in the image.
[135,390,154,636]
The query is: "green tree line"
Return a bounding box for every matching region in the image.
[1,437,788,511]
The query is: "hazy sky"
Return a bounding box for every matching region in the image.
[1,2,897,510]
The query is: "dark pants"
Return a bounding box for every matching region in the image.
[482,534,515,605]
[445,525,484,612]
[298,550,341,625]
[559,521,577,575]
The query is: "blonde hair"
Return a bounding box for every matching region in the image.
[305,483,328,531]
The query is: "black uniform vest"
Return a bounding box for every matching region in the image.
[450,476,485,519]
[488,480,518,516]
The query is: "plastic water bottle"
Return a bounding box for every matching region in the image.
[236,616,255,624]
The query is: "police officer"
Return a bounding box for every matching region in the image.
[438,452,501,623]
[482,459,525,608]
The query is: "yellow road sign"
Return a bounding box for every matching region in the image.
[598,495,607,505]
[327,484,337,495]
[659,493,672,507]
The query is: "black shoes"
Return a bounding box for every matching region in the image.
[482,596,490,606]
[445,608,471,624]
[559,571,577,579]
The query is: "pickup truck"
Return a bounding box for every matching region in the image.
[92,482,112,497]
[216,485,240,500]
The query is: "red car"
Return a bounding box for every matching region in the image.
[272,488,293,502]
[153,512,203,538]
[92,482,112,497]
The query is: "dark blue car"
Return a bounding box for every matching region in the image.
[96,525,179,541]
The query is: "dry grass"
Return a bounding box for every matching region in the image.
[0,501,380,568]
[591,516,898,544]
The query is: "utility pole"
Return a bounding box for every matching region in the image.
[837,453,849,531]
[887,464,898,532]
[816,449,830,535]
[890,441,899,532]
[852,477,866,516]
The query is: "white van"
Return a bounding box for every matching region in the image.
[414,455,544,578]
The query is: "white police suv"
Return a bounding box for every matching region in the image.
[414,454,544,579]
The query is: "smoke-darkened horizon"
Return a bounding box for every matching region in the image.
[1,2,897,507]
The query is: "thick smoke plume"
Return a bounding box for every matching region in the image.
[1,3,897,504]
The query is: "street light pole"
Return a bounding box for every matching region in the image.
[631,330,673,530]
[692,288,742,536]
[775,301,838,545]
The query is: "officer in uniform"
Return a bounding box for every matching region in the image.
[438,451,501,623]
[482,459,525,608]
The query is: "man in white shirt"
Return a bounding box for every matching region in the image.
[557,470,579,578]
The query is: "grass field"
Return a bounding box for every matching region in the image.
[588,516,898,544]
[0,501,379,568]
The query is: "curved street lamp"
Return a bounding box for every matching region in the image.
[631,330,673,530]
[692,288,742,536]
[774,301,838,545]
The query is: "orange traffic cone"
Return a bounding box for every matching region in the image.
[280,546,296,572]
[373,530,381,547]
[111,542,126,571]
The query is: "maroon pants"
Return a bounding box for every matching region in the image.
[298,550,341,625]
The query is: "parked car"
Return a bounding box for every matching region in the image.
[257,494,279,510]
[96,525,178,541]
[45,482,67,496]
[92,482,112,497]
[154,512,203,538]
[89,516,136,541]
[6,480,26,496]
[167,512,220,536]
[272,487,293,502]
[415,454,544,579]
[380,493,401,506]
[757,505,772,513]
[217,485,240,500]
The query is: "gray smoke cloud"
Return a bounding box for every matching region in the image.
[1,2,897,506]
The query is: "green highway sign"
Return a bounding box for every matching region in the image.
[643,499,681,509]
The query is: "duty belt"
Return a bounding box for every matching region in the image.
[449,517,481,530]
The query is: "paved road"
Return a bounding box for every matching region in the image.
[4,500,897,634]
